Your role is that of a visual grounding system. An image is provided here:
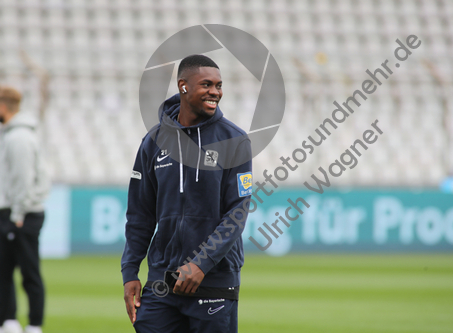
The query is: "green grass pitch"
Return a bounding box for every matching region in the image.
[12,254,453,332]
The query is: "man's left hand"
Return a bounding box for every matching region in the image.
[173,262,205,295]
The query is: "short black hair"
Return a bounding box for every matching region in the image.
[177,54,219,79]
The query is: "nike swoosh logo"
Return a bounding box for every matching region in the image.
[207,305,225,315]
[157,154,170,162]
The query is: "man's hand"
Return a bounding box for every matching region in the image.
[124,280,142,324]
[173,262,205,295]
[15,220,23,228]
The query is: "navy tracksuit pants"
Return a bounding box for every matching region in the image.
[134,287,238,333]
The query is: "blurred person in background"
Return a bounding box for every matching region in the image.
[0,86,50,333]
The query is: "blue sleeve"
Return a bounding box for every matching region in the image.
[194,139,253,274]
[121,137,157,284]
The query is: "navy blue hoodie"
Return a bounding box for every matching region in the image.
[121,94,252,289]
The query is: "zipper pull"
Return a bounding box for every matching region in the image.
[188,129,191,135]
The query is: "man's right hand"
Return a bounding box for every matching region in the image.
[124,280,142,324]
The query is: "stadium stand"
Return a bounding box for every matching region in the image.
[0,0,451,186]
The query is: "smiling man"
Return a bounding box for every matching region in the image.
[122,55,252,333]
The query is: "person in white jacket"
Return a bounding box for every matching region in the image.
[0,86,49,333]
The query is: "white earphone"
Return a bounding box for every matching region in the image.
[182,86,187,93]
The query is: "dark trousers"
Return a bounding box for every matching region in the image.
[0,209,45,326]
[134,287,238,333]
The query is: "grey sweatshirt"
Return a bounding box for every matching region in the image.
[0,112,50,222]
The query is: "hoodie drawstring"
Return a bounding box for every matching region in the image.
[177,127,202,193]
[196,127,201,182]
[177,130,183,193]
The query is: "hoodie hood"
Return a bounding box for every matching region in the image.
[152,93,250,174]
[3,112,38,132]
[159,93,223,130]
